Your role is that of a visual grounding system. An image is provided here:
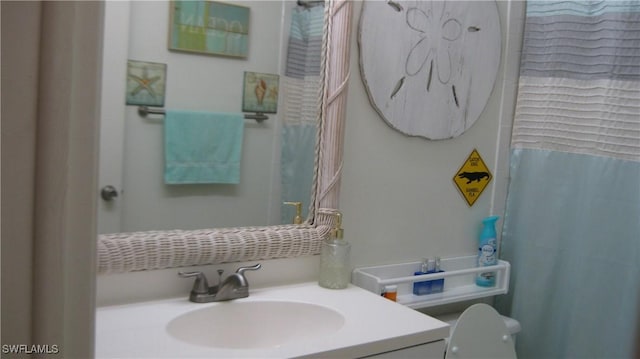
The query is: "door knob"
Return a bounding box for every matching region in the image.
[100,185,119,201]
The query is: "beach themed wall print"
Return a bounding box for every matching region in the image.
[242,71,279,114]
[169,0,250,58]
[359,1,501,140]
[126,60,167,107]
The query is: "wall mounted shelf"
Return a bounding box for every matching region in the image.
[352,256,510,310]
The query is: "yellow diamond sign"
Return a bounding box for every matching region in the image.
[453,149,493,206]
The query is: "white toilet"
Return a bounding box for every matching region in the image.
[435,304,520,359]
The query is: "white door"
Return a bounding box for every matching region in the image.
[97,1,131,234]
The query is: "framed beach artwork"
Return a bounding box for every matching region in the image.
[125,60,167,107]
[169,0,250,58]
[242,71,279,114]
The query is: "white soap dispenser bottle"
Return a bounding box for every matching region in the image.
[319,211,351,289]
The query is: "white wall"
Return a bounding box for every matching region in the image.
[97,1,525,306]
[99,1,290,234]
[342,0,525,268]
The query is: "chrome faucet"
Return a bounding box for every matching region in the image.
[178,264,261,303]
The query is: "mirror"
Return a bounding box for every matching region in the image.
[97,0,353,274]
[98,0,323,235]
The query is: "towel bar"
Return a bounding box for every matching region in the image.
[297,0,324,8]
[137,106,269,123]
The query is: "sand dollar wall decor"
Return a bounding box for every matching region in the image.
[359,1,501,139]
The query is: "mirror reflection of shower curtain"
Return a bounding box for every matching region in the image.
[280,4,324,224]
[496,1,640,358]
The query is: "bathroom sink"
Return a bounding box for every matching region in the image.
[166,300,345,349]
[96,283,449,358]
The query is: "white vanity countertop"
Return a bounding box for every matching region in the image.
[96,282,449,358]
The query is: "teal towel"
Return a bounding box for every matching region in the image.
[164,110,244,184]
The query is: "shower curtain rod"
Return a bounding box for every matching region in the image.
[137,106,269,123]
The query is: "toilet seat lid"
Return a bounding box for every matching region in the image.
[445,304,517,359]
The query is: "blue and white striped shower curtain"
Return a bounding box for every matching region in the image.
[496,1,640,358]
[280,4,324,224]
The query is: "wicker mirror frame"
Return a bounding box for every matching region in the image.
[97,0,353,274]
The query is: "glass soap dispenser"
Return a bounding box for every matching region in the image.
[319,211,351,289]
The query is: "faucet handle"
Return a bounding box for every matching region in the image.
[236,263,262,275]
[178,271,209,294]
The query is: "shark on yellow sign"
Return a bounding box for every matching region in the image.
[453,149,493,206]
